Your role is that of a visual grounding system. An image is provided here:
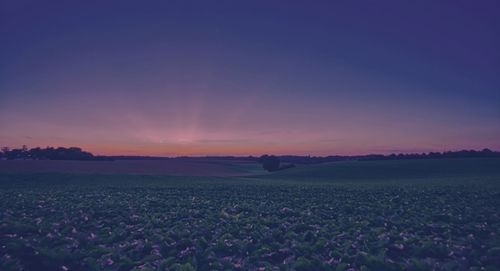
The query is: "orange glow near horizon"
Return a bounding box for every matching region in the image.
[3,137,498,157]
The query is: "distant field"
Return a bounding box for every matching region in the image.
[1,158,499,270]
[260,158,500,182]
[0,159,264,176]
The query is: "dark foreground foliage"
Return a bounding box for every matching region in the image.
[0,174,499,271]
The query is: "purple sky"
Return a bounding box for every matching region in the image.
[1,1,499,156]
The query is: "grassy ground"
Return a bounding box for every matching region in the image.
[1,158,499,270]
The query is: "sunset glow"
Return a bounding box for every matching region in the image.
[1,1,499,156]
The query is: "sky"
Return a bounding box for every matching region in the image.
[1,1,499,156]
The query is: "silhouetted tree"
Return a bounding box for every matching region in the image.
[5,148,24,159]
[258,155,281,172]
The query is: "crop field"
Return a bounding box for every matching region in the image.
[0,159,263,176]
[1,158,500,271]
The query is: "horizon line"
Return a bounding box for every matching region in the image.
[2,145,498,159]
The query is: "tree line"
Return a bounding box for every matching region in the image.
[0,146,96,160]
[275,149,500,164]
[1,146,498,165]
